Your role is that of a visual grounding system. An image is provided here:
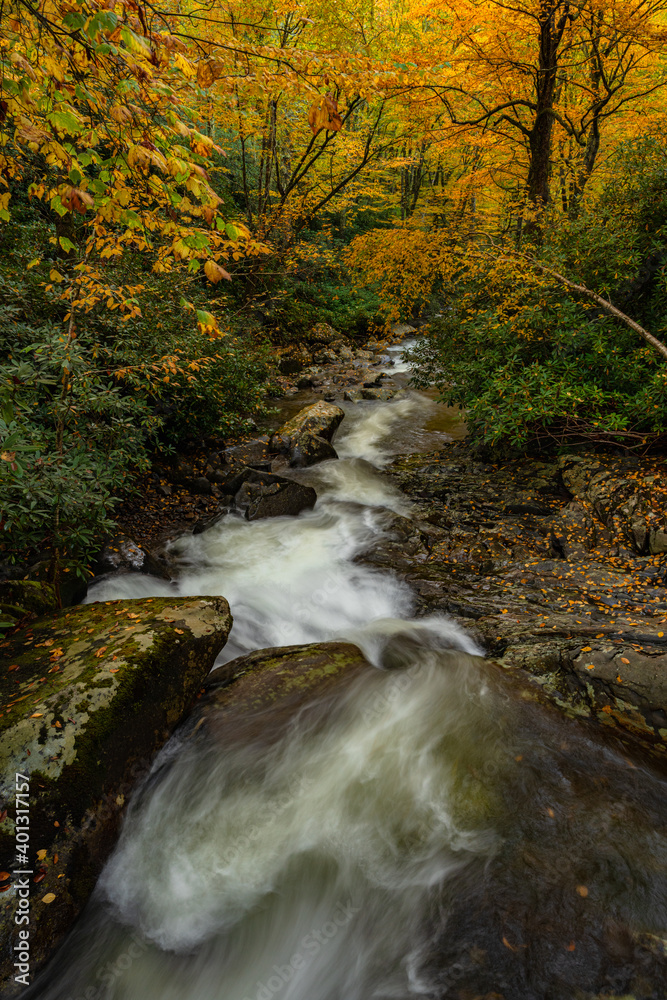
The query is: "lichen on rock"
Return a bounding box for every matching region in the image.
[0,594,232,995]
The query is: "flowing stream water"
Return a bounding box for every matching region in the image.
[26,362,667,1000]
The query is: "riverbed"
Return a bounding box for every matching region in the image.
[25,359,667,1000]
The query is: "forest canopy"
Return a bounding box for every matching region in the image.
[2,0,667,581]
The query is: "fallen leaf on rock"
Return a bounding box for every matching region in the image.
[95,646,108,658]
[41,893,56,904]
[30,712,43,718]
[36,850,47,861]
[576,885,588,897]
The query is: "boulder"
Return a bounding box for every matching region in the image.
[93,533,170,580]
[277,400,345,443]
[289,433,338,467]
[0,595,232,994]
[192,469,318,529]
[222,437,273,472]
[344,388,365,403]
[196,641,372,743]
[361,387,396,401]
[233,470,317,520]
[270,401,344,468]
[306,322,340,345]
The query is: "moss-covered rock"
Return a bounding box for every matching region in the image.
[0,594,232,994]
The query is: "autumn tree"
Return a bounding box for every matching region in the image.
[412,0,667,230]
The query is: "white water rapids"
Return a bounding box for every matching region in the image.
[27,384,667,1000]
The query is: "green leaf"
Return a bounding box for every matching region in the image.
[48,110,84,135]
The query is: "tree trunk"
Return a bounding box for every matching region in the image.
[525,1,571,236]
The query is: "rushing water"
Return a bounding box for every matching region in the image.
[28,382,667,1000]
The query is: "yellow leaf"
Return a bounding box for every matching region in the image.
[204,260,231,283]
[41,893,56,904]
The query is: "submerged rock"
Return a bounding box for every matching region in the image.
[194,641,373,745]
[0,595,232,993]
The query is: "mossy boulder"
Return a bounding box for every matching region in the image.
[0,594,232,994]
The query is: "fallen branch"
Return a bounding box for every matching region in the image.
[530,262,667,363]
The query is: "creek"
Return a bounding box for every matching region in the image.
[26,356,667,1000]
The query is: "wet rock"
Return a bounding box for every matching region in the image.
[547,500,597,559]
[187,476,213,496]
[558,453,667,555]
[277,400,344,443]
[306,322,341,345]
[344,388,365,403]
[375,447,667,754]
[0,595,233,993]
[197,641,372,743]
[233,470,317,521]
[361,386,396,401]
[270,401,344,468]
[94,533,170,580]
[649,527,667,554]
[289,433,337,467]
[222,437,273,472]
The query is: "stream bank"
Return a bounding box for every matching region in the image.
[4,347,667,1000]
